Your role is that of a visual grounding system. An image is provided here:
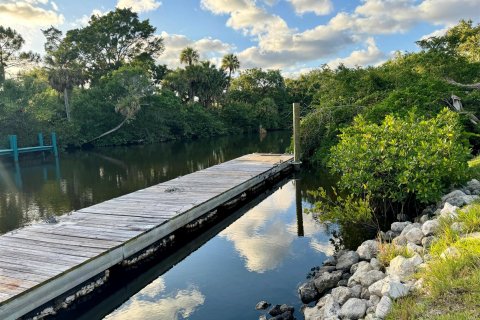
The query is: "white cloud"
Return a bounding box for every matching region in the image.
[0,1,64,26]
[288,0,333,16]
[116,0,161,13]
[51,1,58,11]
[328,38,387,69]
[420,27,449,41]
[0,1,64,55]
[200,0,251,15]
[159,32,235,68]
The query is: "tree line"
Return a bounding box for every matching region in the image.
[0,8,289,148]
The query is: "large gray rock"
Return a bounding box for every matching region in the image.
[348,262,374,286]
[336,251,360,270]
[339,298,367,319]
[387,254,423,280]
[331,286,352,305]
[298,281,318,304]
[451,222,465,233]
[357,240,379,260]
[400,223,422,236]
[358,270,386,287]
[440,202,459,219]
[392,235,407,246]
[406,242,424,255]
[422,219,440,236]
[303,306,323,320]
[467,179,480,193]
[314,271,343,294]
[370,258,382,271]
[375,296,392,319]
[442,190,478,207]
[368,278,386,296]
[381,280,409,299]
[421,236,435,248]
[390,222,411,233]
[351,261,372,274]
[404,227,424,245]
[350,284,362,298]
[369,294,381,307]
[322,295,341,318]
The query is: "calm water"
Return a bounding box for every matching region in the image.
[0,132,368,319]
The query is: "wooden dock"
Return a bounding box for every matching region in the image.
[0,153,293,319]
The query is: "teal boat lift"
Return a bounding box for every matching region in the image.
[0,133,58,163]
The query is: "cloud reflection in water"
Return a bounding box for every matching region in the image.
[105,278,205,320]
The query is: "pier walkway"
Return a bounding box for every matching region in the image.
[0,153,293,319]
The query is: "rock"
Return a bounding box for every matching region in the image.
[331,286,352,305]
[339,298,367,319]
[368,278,386,296]
[351,261,372,274]
[440,247,461,259]
[406,242,424,254]
[381,230,397,241]
[441,190,478,207]
[361,287,371,299]
[391,221,411,233]
[316,294,332,308]
[336,251,360,270]
[369,294,381,307]
[358,270,386,287]
[299,281,319,304]
[404,227,424,245]
[324,256,337,266]
[451,222,465,233]
[440,202,459,219]
[422,220,440,236]
[370,258,382,271]
[269,305,283,316]
[314,271,343,294]
[396,213,409,221]
[337,279,348,287]
[350,284,362,298]
[348,262,375,287]
[421,236,435,249]
[280,304,294,313]
[271,311,294,320]
[375,296,392,319]
[392,235,407,246]
[342,273,351,280]
[401,223,422,235]
[259,315,267,320]
[255,300,270,310]
[357,240,379,260]
[467,179,480,192]
[303,306,323,320]
[322,295,341,318]
[419,214,430,223]
[381,280,409,299]
[387,254,423,279]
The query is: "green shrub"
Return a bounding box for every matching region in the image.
[329,109,470,211]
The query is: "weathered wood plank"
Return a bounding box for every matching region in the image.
[0,153,293,318]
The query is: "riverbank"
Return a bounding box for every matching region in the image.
[293,180,480,320]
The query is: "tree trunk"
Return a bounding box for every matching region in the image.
[64,87,71,122]
[87,117,128,143]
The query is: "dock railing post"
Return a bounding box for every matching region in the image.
[9,135,19,163]
[38,132,46,160]
[293,103,301,169]
[51,132,58,158]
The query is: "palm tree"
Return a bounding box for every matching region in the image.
[221,53,240,87]
[179,47,199,66]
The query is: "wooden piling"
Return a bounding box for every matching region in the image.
[293,103,301,168]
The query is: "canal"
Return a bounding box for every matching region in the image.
[0,132,368,319]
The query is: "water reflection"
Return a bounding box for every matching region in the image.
[105,278,205,320]
[0,132,290,234]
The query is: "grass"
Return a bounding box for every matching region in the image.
[387,201,480,319]
[468,154,480,178]
[377,240,414,267]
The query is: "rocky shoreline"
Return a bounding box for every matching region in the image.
[257,179,480,320]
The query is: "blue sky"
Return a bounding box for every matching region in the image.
[1,0,480,75]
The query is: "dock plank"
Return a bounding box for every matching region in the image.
[0,153,293,319]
